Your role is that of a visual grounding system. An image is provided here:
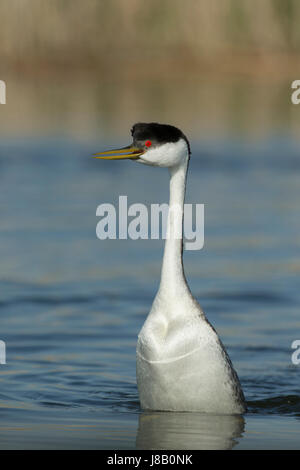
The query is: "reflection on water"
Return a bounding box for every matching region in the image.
[136,412,245,450]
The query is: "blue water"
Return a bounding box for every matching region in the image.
[0,135,299,449]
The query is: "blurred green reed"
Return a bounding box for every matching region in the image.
[2,0,300,68]
[1,0,300,140]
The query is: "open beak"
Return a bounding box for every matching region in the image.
[94,144,144,160]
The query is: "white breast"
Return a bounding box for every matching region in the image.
[136,294,246,414]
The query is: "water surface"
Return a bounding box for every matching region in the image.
[0,136,299,449]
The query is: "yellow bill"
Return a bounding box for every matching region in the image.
[94,145,144,160]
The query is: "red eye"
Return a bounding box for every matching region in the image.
[145,140,152,147]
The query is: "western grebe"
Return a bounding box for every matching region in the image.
[95,122,246,414]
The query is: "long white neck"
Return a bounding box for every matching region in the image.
[158,159,191,299]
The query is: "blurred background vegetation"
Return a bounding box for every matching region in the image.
[1,0,300,139]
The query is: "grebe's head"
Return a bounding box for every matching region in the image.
[94,122,191,169]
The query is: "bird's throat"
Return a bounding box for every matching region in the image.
[159,161,190,298]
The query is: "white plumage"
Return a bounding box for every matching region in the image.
[96,123,246,414]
